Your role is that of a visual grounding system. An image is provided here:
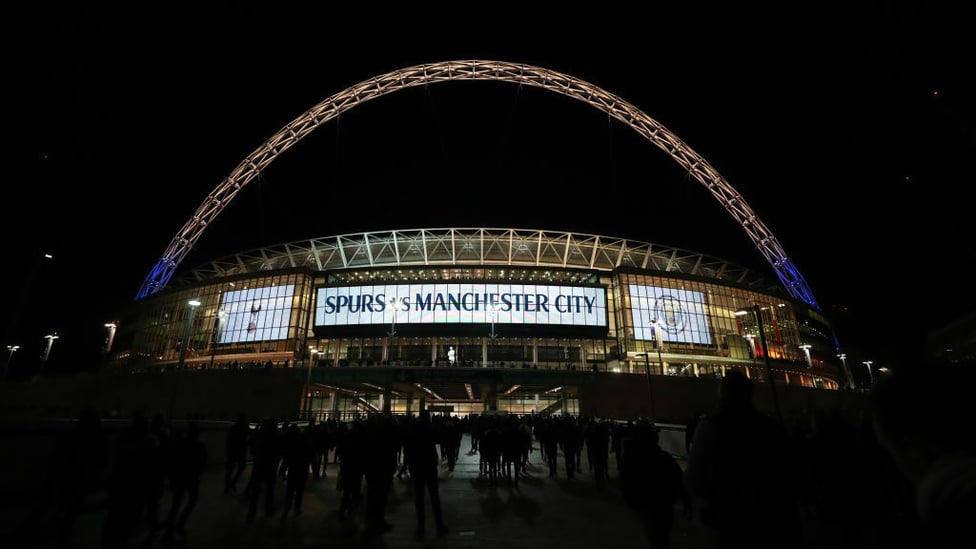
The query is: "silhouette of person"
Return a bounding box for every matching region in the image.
[620,420,692,549]
[145,412,171,533]
[224,413,250,494]
[246,418,282,524]
[585,418,611,486]
[336,419,366,520]
[684,370,803,549]
[16,407,109,548]
[101,412,157,548]
[404,410,449,539]
[164,420,208,539]
[280,422,313,519]
[870,364,976,549]
[684,410,702,456]
[363,414,398,534]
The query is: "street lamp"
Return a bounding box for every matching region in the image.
[734,305,782,421]
[5,345,19,378]
[104,322,118,355]
[799,344,812,368]
[387,296,398,364]
[489,303,498,340]
[649,318,666,374]
[4,251,54,356]
[634,352,656,420]
[862,360,874,387]
[38,332,59,378]
[209,310,226,369]
[837,353,855,390]
[306,348,319,419]
[488,303,498,366]
[177,299,201,370]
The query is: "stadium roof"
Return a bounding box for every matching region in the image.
[170,227,783,295]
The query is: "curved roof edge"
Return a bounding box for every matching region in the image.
[171,228,781,293]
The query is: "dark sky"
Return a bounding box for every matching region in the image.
[3,5,974,373]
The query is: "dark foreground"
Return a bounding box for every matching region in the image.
[0,421,924,549]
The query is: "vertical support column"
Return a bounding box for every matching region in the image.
[431,337,438,367]
[484,384,498,412]
[534,393,540,414]
[382,385,393,414]
[328,392,336,419]
[482,337,488,368]
[532,342,538,368]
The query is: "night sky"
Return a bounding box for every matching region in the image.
[3,5,974,374]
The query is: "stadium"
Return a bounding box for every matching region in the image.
[111,226,847,421]
[106,61,855,421]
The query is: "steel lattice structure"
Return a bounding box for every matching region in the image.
[170,227,777,293]
[137,59,820,310]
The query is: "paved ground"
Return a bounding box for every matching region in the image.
[2,430,716,549]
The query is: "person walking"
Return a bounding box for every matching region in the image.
[404,410,449,539]
[620,420,692,549]
[280,422,313,520]
[164,421,208,540]
[870,364,976,549]
[224,413,250,494]
[684,370,804,549]
[362,414,398,534]
[246,418,282,524]
[336,419,366,521]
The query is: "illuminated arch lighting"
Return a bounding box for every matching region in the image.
[136,60,820,311]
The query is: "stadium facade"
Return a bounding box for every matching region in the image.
[110,227,848,419]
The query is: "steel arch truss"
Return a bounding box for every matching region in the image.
[137,60,819,310]
[175,228,775,292]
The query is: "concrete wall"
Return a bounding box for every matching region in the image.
[0,369,867,430]
[0,370,304,422]
[579,373,868,426]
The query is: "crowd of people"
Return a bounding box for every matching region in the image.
[10,363,976,548]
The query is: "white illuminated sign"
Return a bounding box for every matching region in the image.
[629,284,713,345]
[315,283,607,327]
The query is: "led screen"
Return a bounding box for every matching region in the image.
[315,283,607,327]
[217,284,295,343]
[628,284,713,345]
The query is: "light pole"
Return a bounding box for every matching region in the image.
[650,318,665,374]
[387,296,397,364]
[862,360,874,388]
[799,344,812,368]
[837,353,855,390]
[5,344,19,378]
[735,305,782,422]
[488,304,498,366]
[635,352,656,420]
[38,332,59,378]
[4,251,54,356]
[177,299,201,371]
[306,348,319,419]
[103,322,118,356]
[209,310,226,369]
[169,299,200,418]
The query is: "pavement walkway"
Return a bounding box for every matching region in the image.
[4,431,715,549]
